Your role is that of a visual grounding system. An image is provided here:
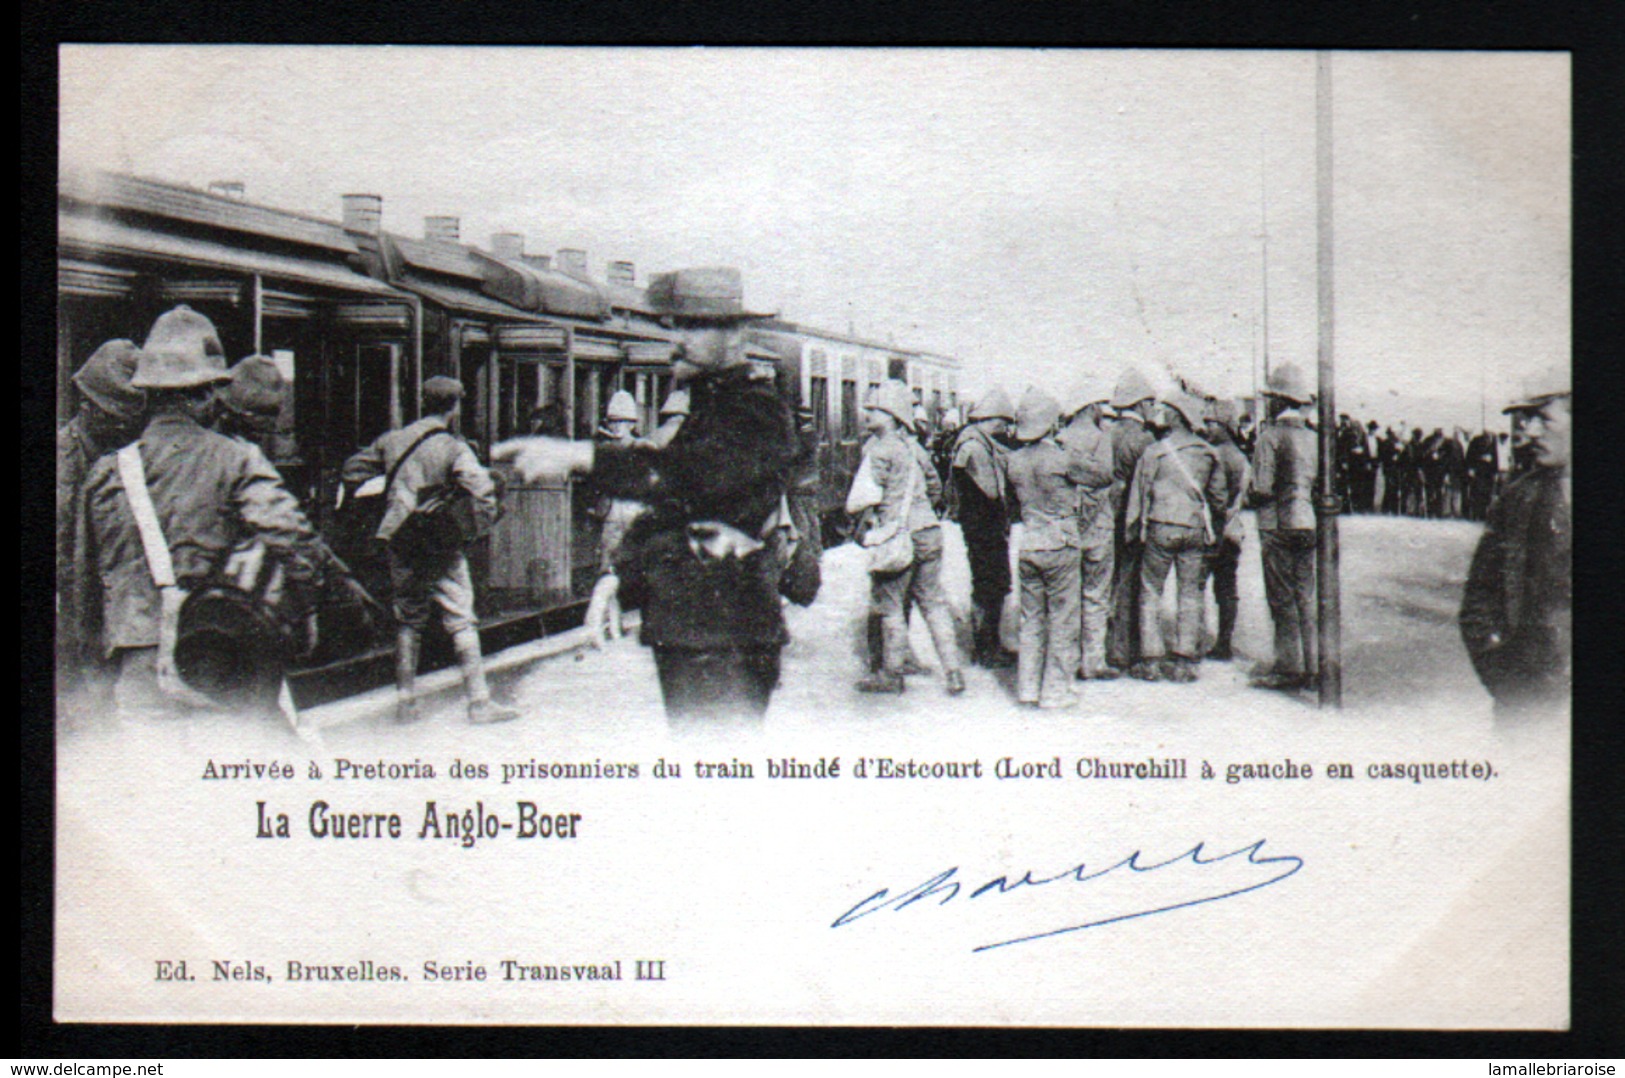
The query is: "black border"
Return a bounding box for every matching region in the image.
[20,0,1625,1058]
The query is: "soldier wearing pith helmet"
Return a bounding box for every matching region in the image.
[1126,390,1228,683]
[1105,366,1160,673]
[1006,387,1097,707]
[58,339,145,691]
[1248,361,1320,691]
[78,306,328,721]
[1459,364,1570,717]
[951,386,1017,666]
[1056,376,1119,679]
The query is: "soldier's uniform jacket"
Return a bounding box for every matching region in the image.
[1458,467,1571,704]
[1125,429,1229,540]
[1007,436,1096,552]
[1251,411,1319,531]
[859,427,942,538]
[1213,439,1251,534]
[80,413,325,655]
[59,417,128,663]
[342,415,498,542]
[594,365,798,652]
[1055,418,1116,542]
[1109,414,1157,530]
[951,423,1008,505]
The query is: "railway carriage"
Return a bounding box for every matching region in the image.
[57,171,965,702]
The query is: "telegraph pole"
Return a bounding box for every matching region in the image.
[1314,51,1343,709]
[1259,133,1272,391]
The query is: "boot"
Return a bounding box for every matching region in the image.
[394,627,422,724]
[855,671,906,694]
[1129,659,1163,682]
[902,651,933,677]
[469,698,521,725]
[454,629,518,724]
[1167,656,1199,683]
[945,669,966,696]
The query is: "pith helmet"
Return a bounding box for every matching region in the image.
[1264,362,1314,405]
[1502,365,1571,414]
[1109,367,1157,410]
[1161,391,1207,429]
[1205,397,1239,432]
[866,379,915,427]
[912,405,930,431]
[658,388,691,418]
[940,405,963,429]
[1014,387,1061,443]
[221,356,287,419]
[605,389,639,422]
[132,306,228,390]
[1062,376,1111,418]
[968,386,1015,422]
[72,339,144,421]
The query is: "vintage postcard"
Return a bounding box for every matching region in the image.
[53,47,1569,1027]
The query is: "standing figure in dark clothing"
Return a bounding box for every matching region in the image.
[1105,367,1160,674]
[1401,427,1427,516]
[1464,428,1500,522]
[1459,368,1570,718]
[58,339,145,691]
[1421,428,1449,519]
[1201,399,1251,662]
[498,267,798,727]
[1248,362,1320,692]
[1378,425,1403,515]
[952,388,1017,668]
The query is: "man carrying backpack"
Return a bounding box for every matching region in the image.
[343,376,514,726]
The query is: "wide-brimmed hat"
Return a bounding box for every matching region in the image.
[1015,387,1061,442]
[866,379,915,427]
[72,339,144,421]
[647,267,775,323]
[1264,362,1314,405]
[132,306,229,390]
[968,386,1015,422]
[1502,365,1571,414]
[221,356,286,420]
[1109,367,1157,410]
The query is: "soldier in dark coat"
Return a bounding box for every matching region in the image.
[1378,425,1404,515]
[1459,369,1570,718]
[1464,428,1500,522]
[79,307,330,721]
[498,268,798,726]
[951,389,1017,667]
[58,339,145,691]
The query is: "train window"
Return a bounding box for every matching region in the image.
[352,343,398,450]
[809,376,829,441]
[840,379,858,439]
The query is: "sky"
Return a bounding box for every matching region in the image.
[59,47,1569,430]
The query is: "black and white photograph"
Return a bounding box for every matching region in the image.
[50,46,1571,1028]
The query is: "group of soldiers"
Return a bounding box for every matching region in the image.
[56,304,518,728]
[842,360,1326,708]
[57,277,1570,729]
[1333,415,1518,523]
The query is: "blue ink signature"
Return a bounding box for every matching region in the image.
[832,839,1304,952]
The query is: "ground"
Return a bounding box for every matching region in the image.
[292,511,1506,752]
